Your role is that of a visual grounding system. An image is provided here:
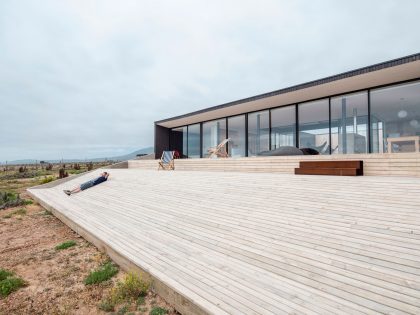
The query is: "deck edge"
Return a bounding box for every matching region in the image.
[26,189,211,315]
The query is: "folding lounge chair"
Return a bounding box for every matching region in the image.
[207,138,230,158]
[158,151,175,170]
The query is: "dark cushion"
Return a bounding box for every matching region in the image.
[257,146,304,156]
[300,148,319,155]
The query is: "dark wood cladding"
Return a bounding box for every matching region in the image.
[154,124,170,159]
[295,160,363,176]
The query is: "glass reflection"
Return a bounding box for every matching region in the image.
[331,92,368,154]
[271,106,296,149]
[371,81,420,153]
[187,124,200,158]
[228,115,246,157]
[298,99,330,154]
[248,111,269,156]
[202,119,227,157]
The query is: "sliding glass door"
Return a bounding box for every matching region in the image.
[228,115,246,157]
[248,110,269,156]
[298,99,330,154]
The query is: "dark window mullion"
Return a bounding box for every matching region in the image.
[200,123,203,158]
[245,114,249,157]
[368,89,372,154]
[226,118,229,156]
[295,104,299,148]
[328,98,332,155]
[269,109,272,150]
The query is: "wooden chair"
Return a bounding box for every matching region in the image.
[207,138,230,158]
[158,151,175,170]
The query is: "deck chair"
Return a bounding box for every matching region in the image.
[207,138,230,158]
[158,151,175,170]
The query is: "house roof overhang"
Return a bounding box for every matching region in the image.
[155,53,420,129]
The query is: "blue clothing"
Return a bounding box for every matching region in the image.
[80,180,95,191]
[93,176,107,186]
[80,176,107,190]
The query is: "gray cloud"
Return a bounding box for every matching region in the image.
[1,0,419,161]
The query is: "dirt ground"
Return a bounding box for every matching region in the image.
[0,174,176,315]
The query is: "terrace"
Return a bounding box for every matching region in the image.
[28,161,420,315]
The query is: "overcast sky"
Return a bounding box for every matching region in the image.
[1,0,419,161]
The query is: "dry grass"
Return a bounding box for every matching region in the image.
[0,164,177,314]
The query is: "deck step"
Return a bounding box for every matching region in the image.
[295,161,363,176]
[128,154,420,177]
[294,168,360,176]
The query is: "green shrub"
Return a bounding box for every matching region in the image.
[55,240,77,250]
[98,297,115,312]
[85,262,119,285]
[0,192,32,210]
[1,192,17,203]
[0,269,13,281]
[0,269,26,297]
[117,305,129,315]
[137,295,145,306]
[149,307,168,315]
[98,272,149,312]
[40,176,54,184]
[113,272,149,300]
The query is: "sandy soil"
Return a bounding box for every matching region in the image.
[0,191,176,315]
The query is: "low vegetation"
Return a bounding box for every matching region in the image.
[55,240,77,250]
[0,162,175,313]
[99,272,150,312]
[0,192,32,210]
[150,307,169,315]
[42,209,53,216]
[0,268,26,298]
[85,261,119,285]
[40,176,54,184]
[2,207,27,219]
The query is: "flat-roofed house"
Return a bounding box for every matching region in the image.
[154,53,420,175]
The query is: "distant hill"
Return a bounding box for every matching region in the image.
[1,147,154,165]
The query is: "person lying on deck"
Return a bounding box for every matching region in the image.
[63,172,109,196]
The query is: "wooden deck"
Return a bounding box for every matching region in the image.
[28,169,420,315]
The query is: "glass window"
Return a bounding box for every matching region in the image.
[248,110,269,156]
[187,124,201,158]
[331,92,368,154]
[271,106,296,149]
[202,119,227,158]
[170,126,187,158]
[371,81,420,153]
[298,99,330,154]
[228,115,246,157]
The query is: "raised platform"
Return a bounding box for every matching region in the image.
[28,169,420,314]
[295,160,364,176]
[129,153,420,177]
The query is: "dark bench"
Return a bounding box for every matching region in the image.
[295,160,363,176]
